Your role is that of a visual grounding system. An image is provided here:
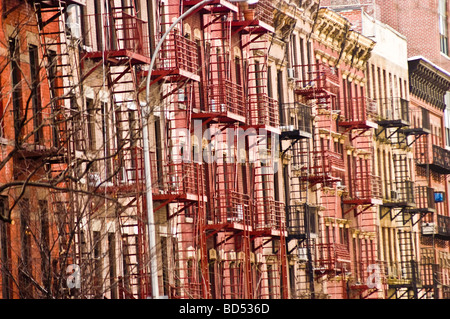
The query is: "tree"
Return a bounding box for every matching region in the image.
[0,0,157,299]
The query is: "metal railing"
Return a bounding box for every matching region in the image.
[248,93,279,128]
[155,31,198,74]
[377,97,410,123]
[212,191,251,226]
[286,204,318,238]
[437,214,450,238]
[207,80,246,117]
[280,102,312,136]
[85,12,149,58]
[339,97,378,124]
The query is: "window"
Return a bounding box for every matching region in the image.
[440,0,449,55]
[10,37,22,140]
[108,233,117,299]
[39,200,50,293]
[0,197,10,299]
[86,98,96,150]
[29,45,43,144]
[19,198,33,298]
[47,50,59,147]
[93,231,102,298]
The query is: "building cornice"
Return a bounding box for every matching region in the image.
[408,57,450,111]
[314,8,375,70]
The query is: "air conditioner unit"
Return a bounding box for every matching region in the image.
[88,173,101,187]
[228,251,236,261]
[391,190,398,200]
[256,253,264,264]
[218,249,225,261]
[422,222,437,235]
[287,67,296,81]
[237,251,245,262]
[250,252,256,264]
[298,247,308,261]
[209,249,218,261]
[66,4,82,38]
[387,265,399,278]
[187,246,196,260]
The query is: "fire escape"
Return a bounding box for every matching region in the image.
[281,72,316,297]
[379,100,434,226]
[33,0,85,296]
[80,3,152,298]
[376,99,434,298]
[149,0,286,299]
[292,61,352,296]
[336,92,383,298]
[148,0,211,299]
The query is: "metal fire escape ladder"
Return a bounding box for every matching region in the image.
[34,1,84,293]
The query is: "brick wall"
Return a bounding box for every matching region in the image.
[323,0,450,72]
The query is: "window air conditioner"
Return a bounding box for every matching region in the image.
[298,247,308,261]
[422,222,437,235]
[88,173,101,187]
[391,190,398,200]
[287,67,296,81]
[228,251,236,261]
[209,249,218,261]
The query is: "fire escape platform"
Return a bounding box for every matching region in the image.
[382,199,416,208]
[339,120,378,130]
[376,118,410,128]
[204,222,252,233]
[416,162,450,175]
[152,193,208,203]
[251,229,287,238]
[280,129,312,140]
[343,198,383,206]
[183,0,239,13]
[242,124,281,135]
[231,20,275,34]
[401,127,431,136]
[150,69,201,83]
[16,144,65,161]
[191,111,246,124]
[82,50,151,65]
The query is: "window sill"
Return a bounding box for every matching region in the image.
[440,52,450,60]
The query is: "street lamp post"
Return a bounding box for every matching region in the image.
[143,0,257,299]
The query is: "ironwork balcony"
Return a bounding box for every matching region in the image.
[306,149,345,185]
[231,0,274,34]
[111,146,144,192]
[151,161,207,202]
[344,174,383,206]
[286,204,318,239]
[209,191,251,229]
[84,11,150,64]
[437,214,450,239]
[294,62,340,100]
[338,97,378,131]
[376,97,410,128]
[153,31,199,81]
[385,260,420,288]
[401,107,431,136]
[280,102,312,140]
[248,93,279,131]
[253,198,285,236]
[409,186,436,213]
[315,243,351,274]
[193,80,246,123]
[417,144,450,174]
[384,180,415,208]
